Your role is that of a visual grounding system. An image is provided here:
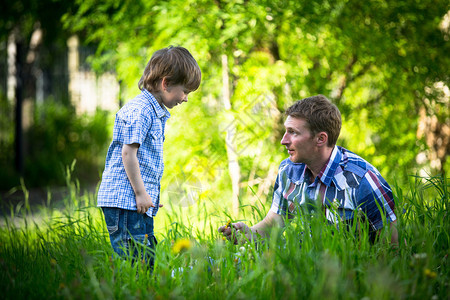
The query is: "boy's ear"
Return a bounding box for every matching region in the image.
[161,77,168,90]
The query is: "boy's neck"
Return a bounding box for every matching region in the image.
[150,90,165,108]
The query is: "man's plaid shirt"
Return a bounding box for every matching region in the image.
[270,146,396,230]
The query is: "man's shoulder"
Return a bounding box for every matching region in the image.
[278,158,306,182]
[339,147,377,178]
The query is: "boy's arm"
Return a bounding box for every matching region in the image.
[122,143,161,214]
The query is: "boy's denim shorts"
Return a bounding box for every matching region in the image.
[102,207,157,268]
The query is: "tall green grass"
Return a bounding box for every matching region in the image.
[0,175,448,299]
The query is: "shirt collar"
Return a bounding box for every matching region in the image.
[142,89,171,119]
[317,145,342,187]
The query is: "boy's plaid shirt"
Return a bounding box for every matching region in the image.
[270,146,396,230]
[97,89,170,217]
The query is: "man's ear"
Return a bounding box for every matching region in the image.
[316,132,328,147]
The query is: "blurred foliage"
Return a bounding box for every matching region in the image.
[0,94,16,189]
[0,0,75,43]
[25,101,111,188]
[1,0,448,196]
[61,0,449,198]
[0,95,111,189]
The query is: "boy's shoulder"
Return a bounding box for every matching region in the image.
[119,89,169,120]
[118,92,154,114]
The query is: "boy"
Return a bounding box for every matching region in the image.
[97,46,201,269]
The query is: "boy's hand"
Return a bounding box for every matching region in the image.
[218,222,251,244]
[135,193,163,214]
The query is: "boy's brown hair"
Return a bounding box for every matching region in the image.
[138,46,201,93]
[286,95,341,147]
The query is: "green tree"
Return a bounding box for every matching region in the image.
[63,0,449,208]
[0,0,109,188]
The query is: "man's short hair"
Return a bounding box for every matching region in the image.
[286,95,341,147]
[138,46,201,93]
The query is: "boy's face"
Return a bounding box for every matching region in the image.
[160,84,190,109]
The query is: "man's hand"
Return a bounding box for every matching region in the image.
[218,222,252,244]
[218,211,285,244]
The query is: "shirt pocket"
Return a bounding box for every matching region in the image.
[150,120,165,142]
[150,130,164,142]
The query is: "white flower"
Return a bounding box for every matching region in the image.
[331,199,340,210]
[413,253,427,260]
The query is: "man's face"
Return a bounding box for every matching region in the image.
[160,84,190,109]
[281,116,316,164]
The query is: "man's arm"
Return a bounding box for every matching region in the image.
[387,220,398,246]
[358,170,398,246]
[122,143,161,214]
[218,210,285,244]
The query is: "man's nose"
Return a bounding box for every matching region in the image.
[281,133,289,145]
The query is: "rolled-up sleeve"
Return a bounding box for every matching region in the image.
[115,108,152,146]
[357,170,396,230]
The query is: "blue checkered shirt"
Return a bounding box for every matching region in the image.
[97,89,170,216]
[270,146,396,231]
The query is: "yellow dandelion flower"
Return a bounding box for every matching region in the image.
[226,219,232,228]
[172,238,192,254]
[50,258,57,267]
[424,268,437,279]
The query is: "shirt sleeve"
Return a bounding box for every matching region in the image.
[356,170,396,231]
[115,107,152,146]
[270,172,285,215]
[270,163,293,216]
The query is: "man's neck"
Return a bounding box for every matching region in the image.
[306,146,334,180]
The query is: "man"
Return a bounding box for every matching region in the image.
[219,95,398,245]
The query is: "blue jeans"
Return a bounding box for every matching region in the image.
[102,207,157,270]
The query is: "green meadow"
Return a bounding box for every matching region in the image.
[1,3,449,299]
[0,174,448,299]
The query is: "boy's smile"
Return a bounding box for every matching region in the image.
[159,84,190,109]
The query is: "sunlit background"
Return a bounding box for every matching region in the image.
[1,0,449,218]
[0,2,449,299]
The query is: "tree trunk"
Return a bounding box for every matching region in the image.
[222,54,241,216]
[14,36,24,176]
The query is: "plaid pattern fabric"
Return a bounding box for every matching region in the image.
[97,89,170,217]
[270,146,396,230]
